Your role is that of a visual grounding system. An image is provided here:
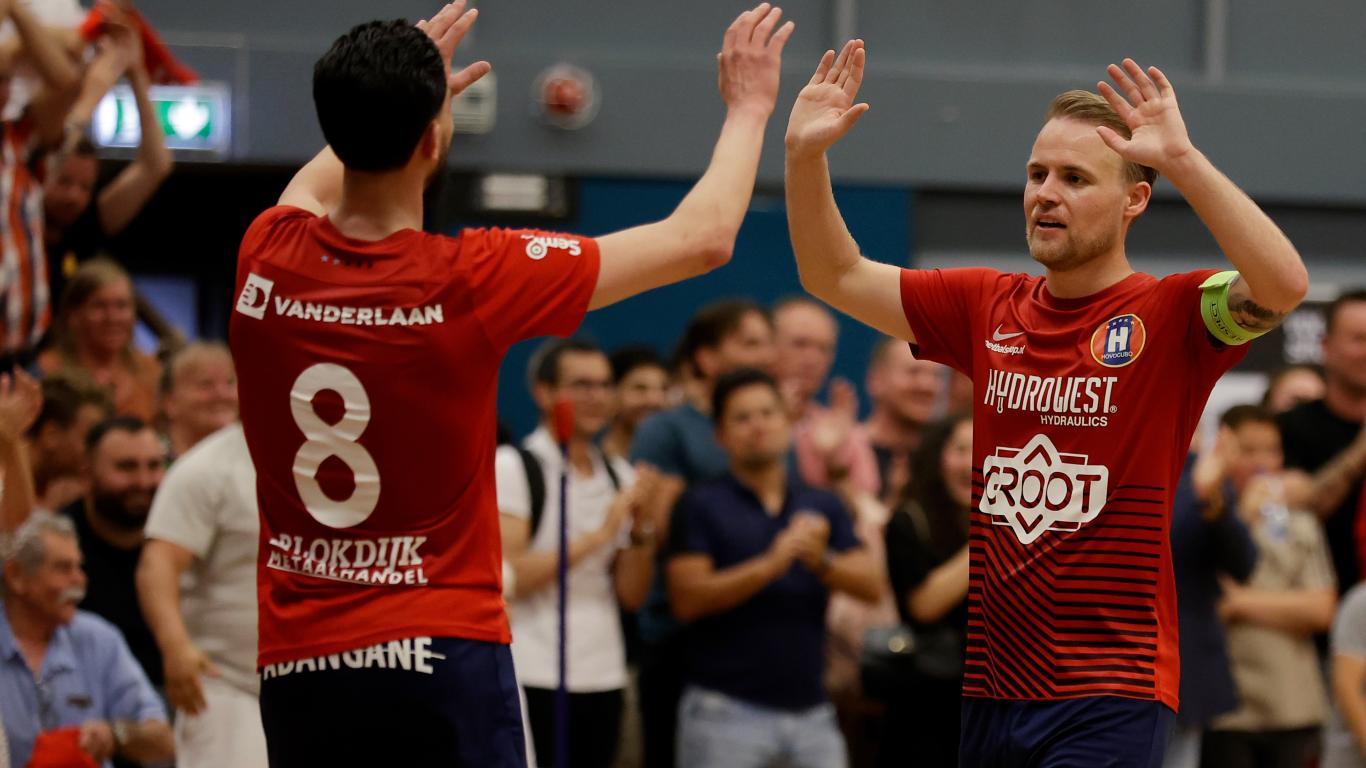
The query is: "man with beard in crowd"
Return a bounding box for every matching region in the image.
[859,338,946,505]
[59,416,167,687]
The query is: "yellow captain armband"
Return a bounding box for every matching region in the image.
[1199,270,1268,346]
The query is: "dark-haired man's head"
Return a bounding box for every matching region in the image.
[1322,289,1366,397]
[30,374,112,479]
[44,138,100,232]
[1220,404,1282,492]
[530,339,615,440]
[313,20,452,181]
[85,417,165,535]
[712,368,790,472]
[673,300,775,388]
[610,345,670,432]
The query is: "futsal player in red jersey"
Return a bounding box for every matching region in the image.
[784,42,1309,766]
[228,3,793,765]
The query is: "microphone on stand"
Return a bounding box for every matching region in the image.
[551,398,574,768]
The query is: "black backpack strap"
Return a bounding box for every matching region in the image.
[598,446,622,491]
[514,446,547,537]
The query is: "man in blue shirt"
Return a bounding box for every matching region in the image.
[628,299,775,768]
[667,368,880,768]
[1,512,171,768]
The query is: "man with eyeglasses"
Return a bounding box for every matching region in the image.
[0,512,171,767]
[495,338,658,768]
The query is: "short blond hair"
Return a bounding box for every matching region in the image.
[161,341,234,398]
[1046,90,1157,187]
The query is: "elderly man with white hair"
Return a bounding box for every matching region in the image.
[0,512,172,767]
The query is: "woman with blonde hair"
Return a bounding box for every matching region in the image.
[37,257,160,422]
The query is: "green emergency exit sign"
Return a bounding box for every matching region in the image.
[92,83,231,156]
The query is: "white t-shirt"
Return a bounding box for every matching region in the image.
[495,427,633,692]
[143,424,260,696]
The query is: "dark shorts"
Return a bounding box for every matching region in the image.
[259,636,527,768]
[960,696,1175,768]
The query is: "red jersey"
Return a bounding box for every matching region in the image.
[900,268,1247,710]
[230,206,599,666]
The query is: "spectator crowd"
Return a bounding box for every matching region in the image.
[0,4,1365,768]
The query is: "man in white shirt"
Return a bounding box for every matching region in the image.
[497,339,658,768]
[134,424,266,768]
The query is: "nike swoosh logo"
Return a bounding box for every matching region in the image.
[993,324,1025,341]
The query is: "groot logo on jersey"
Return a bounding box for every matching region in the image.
[980,434,1109,545]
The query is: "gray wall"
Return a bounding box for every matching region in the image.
[145,0,1366,204]
[915,191,1365,294]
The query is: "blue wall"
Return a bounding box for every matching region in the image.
[491,178,912,440]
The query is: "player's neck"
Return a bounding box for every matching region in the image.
[167,423,200,460]
[601,424,632,464]
[4,601,57,671]
[733,460,787,512]
[1043,251,1135,300]
[564,438,595,477]
[332,171,425,239]
[1324,378,1366,424]
[74,344,122,371]
[83,499,145,551]
[864,407,921,451]
[684,378,712,415]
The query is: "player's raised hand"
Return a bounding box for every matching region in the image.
[416,1,490,97]
[1095,59,1196,176]
[785,39,869,160]
[717,3,795,117]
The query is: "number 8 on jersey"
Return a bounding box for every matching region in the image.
[291,363,380,529]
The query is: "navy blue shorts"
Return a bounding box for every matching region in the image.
[259,636,527,767]
[960,696,1175,768]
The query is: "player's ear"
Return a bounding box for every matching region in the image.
[694,347,719,380]
[531,382,555,414]
[418,120,441,162]
[1124,180,1151,221]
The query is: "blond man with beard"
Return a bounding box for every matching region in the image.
[785,42,1307,766]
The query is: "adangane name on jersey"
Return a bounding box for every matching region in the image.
[900,268,1247,710]
[230,206,600,667]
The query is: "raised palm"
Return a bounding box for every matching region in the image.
[1095,59,1196,174]
[416,2,491,97]
[717,4,795,116]
[785,39,869,159]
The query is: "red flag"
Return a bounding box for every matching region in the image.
[81,1,199,86]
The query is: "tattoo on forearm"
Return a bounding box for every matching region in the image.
[1229,277,1290,332]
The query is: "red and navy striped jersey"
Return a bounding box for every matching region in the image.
[0,119,49,354]
[901,268,1248,710]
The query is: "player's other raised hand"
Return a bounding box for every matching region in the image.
[1095,59,1195,176]
[718,3,794,117]
[785,39,869,161]
[415,1,490,97]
